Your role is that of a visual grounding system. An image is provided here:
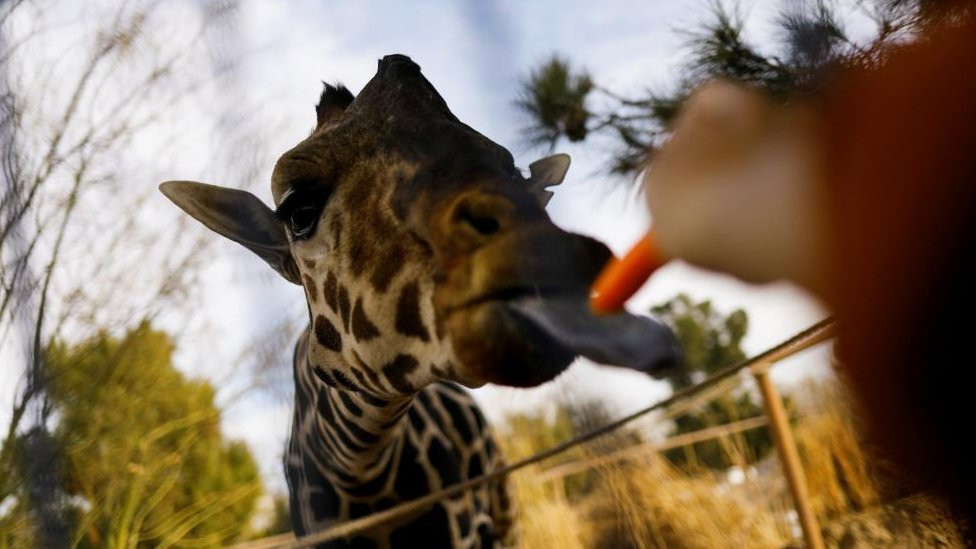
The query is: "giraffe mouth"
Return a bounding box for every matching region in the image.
[457,285,682,377]
[445,297,578,387]
[446,282,681,387]
[440,227,681,387]
[452,283,582,312]
[443,268,682,386]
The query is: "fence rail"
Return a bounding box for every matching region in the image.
[534,414,772,484]
[233,318,835,549]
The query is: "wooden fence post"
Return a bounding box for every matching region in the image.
[753,362,825,549]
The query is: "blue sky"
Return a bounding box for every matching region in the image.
[194,0,835,492]
[1,0,845,496]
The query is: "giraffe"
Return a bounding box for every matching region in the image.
[160,54,658,548]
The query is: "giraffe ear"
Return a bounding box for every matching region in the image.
[159,181,302,284]
[527,153,571,207]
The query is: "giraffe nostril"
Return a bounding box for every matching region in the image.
[456,203,500,236]
[451,193,513,243]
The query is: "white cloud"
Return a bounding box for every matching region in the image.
[2,0,837,493]
[216,0,836,488]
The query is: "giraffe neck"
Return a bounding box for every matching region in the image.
[310,383,414,481]
[287,330,519,546]
[291,330,416,489]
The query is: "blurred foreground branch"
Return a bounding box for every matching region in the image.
[0,0,274,544]
[516,0,949,176]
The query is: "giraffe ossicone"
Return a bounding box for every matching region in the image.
[161,54,675,548]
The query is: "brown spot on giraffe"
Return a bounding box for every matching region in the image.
[350,350,386,394]
[312,365,337,387]
[322,271,338,312]
[313,315,341,352]
[330,368,360,392]
[382,354,420,394]
[336,283,351,333]
[369,248,403,292]
[395,280,430,342]
[350,296,380,341]
[302,274,318,302]
[330,216,342,251]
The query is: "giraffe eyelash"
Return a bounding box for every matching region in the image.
[275,176,335,220]
[275,188,331,240]
[274,191,306,222]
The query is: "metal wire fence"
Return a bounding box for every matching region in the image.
[236,318,835,549]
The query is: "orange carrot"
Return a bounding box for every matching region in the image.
[589,230,668,314]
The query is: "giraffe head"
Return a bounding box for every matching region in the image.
[161,54,616,397]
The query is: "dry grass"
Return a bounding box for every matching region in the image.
[792,379,883,519]
[795,414,881,519]
[502,425,793,548]
[587,457,789,548]
[497,414,592,548]
[506,466,590,549]
[499,378,963,548]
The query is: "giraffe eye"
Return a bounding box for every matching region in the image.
[289,204,321,239]
[275,186,330,241]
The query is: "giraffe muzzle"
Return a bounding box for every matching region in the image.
[437,222,681,386]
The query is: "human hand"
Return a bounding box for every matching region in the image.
[642,80,830,295]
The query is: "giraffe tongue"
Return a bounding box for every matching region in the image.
[509,296,683,377]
